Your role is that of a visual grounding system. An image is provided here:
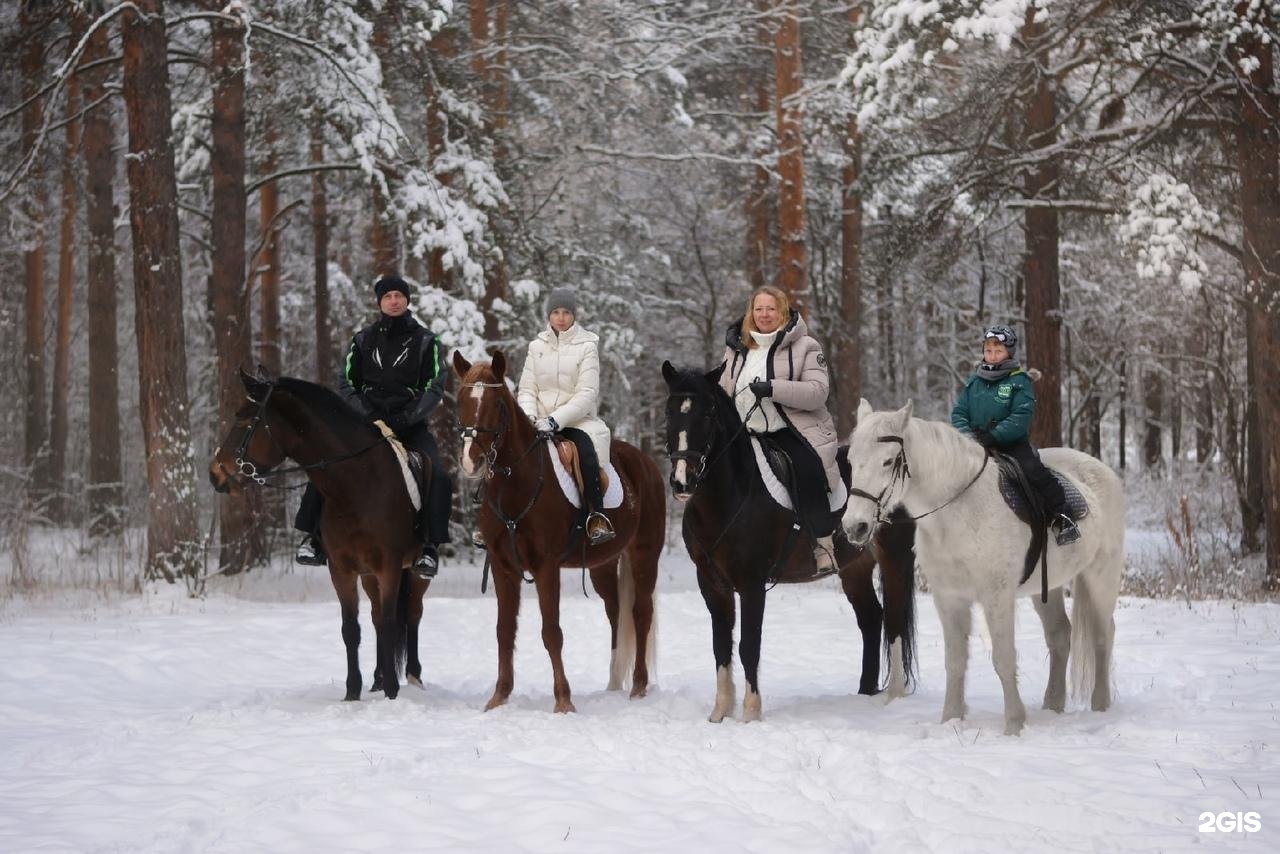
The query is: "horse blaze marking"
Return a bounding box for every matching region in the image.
[680,399,692,413]
[470,383,485,401]
[461,437,475,474]
[675,431,688,484]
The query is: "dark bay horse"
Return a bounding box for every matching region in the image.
[209,370,430,701]
[662,362,917,722]
[453,351,666,713]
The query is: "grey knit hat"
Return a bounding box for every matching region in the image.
[545,287,578,318]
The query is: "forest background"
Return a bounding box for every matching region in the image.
[1,0,1277,598]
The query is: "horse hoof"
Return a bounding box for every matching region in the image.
[407,674,424,688]
[554,700,577,714]
[484,695,508,711]
[1004,719,1024,736]
[343,692,361,702]
[629,685,648,700]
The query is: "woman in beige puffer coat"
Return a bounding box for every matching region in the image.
[517,288,615,543]
[718,285,843,570]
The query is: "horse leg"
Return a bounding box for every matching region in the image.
[374,566,403,700]
[364,575,384,692]
[533,566,575,713]
[331,567,362,701]
[979,590,1026,735]
[406,574,427,688]
[485,566,521,711]
[935,592,971,723]
[624,543,659,699]
[1031,586,1070,712]
[588,560,623,691]
[839,547,882,696]
[696,566,736,723]
[738,586,766,722]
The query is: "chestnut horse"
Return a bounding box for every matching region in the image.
[453,351,665,713]
[209,370,430,701]
[662,362,918,722]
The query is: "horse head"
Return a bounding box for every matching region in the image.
[453,350,513,478]
[840,398,914,546]
[661,360,729,501]
[208,367,290,495]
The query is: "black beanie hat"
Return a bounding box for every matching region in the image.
[374,275,412,302]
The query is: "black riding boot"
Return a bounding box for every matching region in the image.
[562,428,614,545]
[294,485,327,566]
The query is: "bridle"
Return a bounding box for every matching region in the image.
[457,381,510,478]
[848,433,989,526]
[666,389,758,495]
[229,380,387,489]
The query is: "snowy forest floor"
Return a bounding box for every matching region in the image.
[1,543,1277,852]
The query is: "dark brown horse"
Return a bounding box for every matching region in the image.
[662,362,917,721]
[453,351,665,713]
[209,370,430,701]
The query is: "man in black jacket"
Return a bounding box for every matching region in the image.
[294,275,453,578]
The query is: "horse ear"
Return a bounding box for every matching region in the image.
[452,350,472,377]
[661,360,677,386]
[895,400,914,429]
[492,350,507,380]
[856,398,873,425]
[704,361,726,385]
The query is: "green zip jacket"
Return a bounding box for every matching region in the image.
[950,369,1035,446]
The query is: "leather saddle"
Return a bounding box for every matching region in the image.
[554,437,610,498]
[756,436,854,514]
[993,454,1087,525]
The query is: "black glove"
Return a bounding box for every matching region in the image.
[749,378,773,400]
[386,413,411,435]
[970,427,997,449]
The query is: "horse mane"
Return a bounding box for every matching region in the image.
[272,376,377,438]
[902,414,987,489]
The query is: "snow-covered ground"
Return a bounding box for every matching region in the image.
[1,548,1276,853]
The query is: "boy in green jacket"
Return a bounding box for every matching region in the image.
[951,325,1080,546]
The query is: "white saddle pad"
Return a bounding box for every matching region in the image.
[548,445,623,510]
[749,437,847,513]
[376,421,421,511]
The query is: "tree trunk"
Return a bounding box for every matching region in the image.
[1021,9,1062,448]
[81,4,123,537]
[257,147,282,376]
[210,8,266,574]
[424,27,457,291]
[310,124,333,382]
[120,0,201,583]
[773,0,807,309]
[1118,359,1127,471]
[49,46,81,523]
[745,0,772,291]
[20,1,49,499]
[1143,369,1163,469]
[482,0,510,343]
[1233,4,1280,585]
[835,1,865,434]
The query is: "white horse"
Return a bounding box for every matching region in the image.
[840,400,1125,735]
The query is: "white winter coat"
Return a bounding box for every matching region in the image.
[517,322,612,463]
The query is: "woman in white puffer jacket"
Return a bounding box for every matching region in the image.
[517,288,615,544]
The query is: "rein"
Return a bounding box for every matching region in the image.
[848,434,989,525]
[233,381,388,489]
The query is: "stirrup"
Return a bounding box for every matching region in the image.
[295,535,327,567]
[471,530,487,550]
[1053,514,1081,547]
[586,512,615,545]
[412,545,439,580]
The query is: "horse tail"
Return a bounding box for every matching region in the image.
[612,553,636,691]
[395,568,411,678]
[880,509,918,689]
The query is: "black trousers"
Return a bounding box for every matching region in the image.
[762,428,834,538]
[294,424,454,546]
[999,438,1068,518]
[559,426,605,515]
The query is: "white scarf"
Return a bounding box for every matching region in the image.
[735,329,784,433]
